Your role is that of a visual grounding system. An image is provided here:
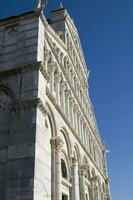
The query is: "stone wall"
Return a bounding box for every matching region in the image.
[0,12,44,72]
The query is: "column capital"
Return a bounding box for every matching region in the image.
[49,62,57,72]
[60,77,65,85]
[65,89,70,97]
[74,76,77,81]
[89,184,94,190]
[83,122,87,129]
[79,164,89,176]
[77,109,81,117]
[54,72,60,83]
[77,111,81,117]
[69,96,74,102]
[90,175,98,183]
[50,136,64,150]
[80,116,84,122]
[73,104,78,112]
[68,63,71,67]
[71,156,78,166]
[44,49,50,60]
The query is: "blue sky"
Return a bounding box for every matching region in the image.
[0,0,133,200]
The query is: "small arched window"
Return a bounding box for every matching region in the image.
[61,159,68,179]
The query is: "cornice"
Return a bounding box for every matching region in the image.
[0,62,42,78]
[40,13,66,51]
[10,98,40,112]
[10,97,48,116]
[0,11,37,26]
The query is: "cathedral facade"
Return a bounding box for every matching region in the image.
[0,6,111,200]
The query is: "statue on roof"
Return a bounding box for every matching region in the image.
[36,0,48,12]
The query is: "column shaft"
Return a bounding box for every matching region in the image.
[50,137,64,200]
[72,159,80,200]
[55,149,62,200]
[79,169,86,200]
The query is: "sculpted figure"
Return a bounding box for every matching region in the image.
[36,0,48,11]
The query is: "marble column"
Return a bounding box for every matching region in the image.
[76,107,79,133]
[64,57,67,73]
[71,157,80,200]
[65,88,70,118]
[89,184,94,200]
[72,101,77,130]
[49,62,56,94]
[50,138,56,200]
[78,114,82,139]
[66,89,71,121]
[80,117,84,143]
[67,64,71,80]
[43,50,50,71]
[73,104,76,130]
[105,178,111,200]
[56,48,60,61]
[90,176,98,200]
[77,111,81,137]
[54,72,61,105]
[71,71,74,88]
[95,186,99,200]
[60,79,65,113]
[83,124,87,147]
[50,136,64,200]
[74,77,77,91]
[74,105,78,132]
[103,148,111,200]
[79,165,87,200]
[69,97,73,124]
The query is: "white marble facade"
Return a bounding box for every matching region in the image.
[0,6,111,200]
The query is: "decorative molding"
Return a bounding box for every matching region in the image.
[10,98,48,116]
[45,35,103,150]
[0,62,42,78]
[46,86,106,180]
[0,11,38,26]
[90,175,99,183]
[50,136,64,150]
[65,16,88,76]
[71,156,77,166]
[79,164,89,174]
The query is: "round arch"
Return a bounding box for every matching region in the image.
[91,167,96,177]
[60,127,73,158]
[73,143,81,166]
[82,156,91,180]
[61,149,70,180]
[45,102,57,137]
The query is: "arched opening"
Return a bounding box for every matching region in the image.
[44,103,58,200]
[62,193,68,200]
[60,129,72,200]
[61,159,68,179]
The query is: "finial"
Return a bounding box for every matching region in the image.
[60,2,63,8]
[36,0,48,12]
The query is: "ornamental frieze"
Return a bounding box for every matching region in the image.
[10,98,48,116]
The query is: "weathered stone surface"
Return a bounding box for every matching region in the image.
[0,6,111,200]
